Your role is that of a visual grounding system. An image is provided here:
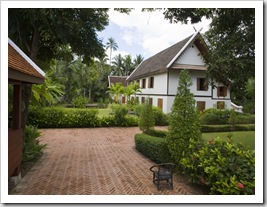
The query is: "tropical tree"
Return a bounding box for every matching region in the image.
[166,70,202,167]
[124,82,141,103]
[122,54,134,76]
[143,8,255,105]
[111,54,124,76]
[106,37,118,68]
[8,8,110,128]
[133,54,144,68]
[107,82,125,103]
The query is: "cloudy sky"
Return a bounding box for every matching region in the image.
[97,9,212,61]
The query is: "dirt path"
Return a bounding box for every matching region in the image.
[10,127,204,195]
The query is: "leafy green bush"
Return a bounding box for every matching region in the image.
[110,104,128,125]
[23,125,47,162]
[72,96,89,108]
[152,106,169,126]
[138,99,155,132]
[27,107,99,128]
[234,113,255,124]
[200,109,255,125]
[180,137,255,195]
[200,109,231,125]
[144,129,167,138]
[135,133,173,164]
[201,124,255,132]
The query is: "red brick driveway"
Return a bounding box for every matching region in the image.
[10,127,203,195]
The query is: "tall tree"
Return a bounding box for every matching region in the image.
[112,54,124,76]
[166,70,201,167]
[122,54,134,76]
[106,37,118,69]
[144,8,255,104]
[8,8,109,128]
[133,54,144,68]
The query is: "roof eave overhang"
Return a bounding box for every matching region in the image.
[9,68,45,84]
[127,69,167,82]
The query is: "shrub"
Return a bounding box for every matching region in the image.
[138,98,155,132]
[228,109,237,127]
[23,125,47,162]
[200,109,231,125]
[201,124,255,133]
[180,137,255,195]
[152,106,169,126]
[166,69,202,166]
[144,129,167,138]
[27,107,99,128]
[110,104,128,125]
[135,133,173,164]
[72,96,89,108]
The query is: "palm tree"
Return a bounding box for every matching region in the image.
[106,37,118,69]
[112,54,124,76]
[122,54,134,76]
[133,54,144,68]
[107,82,124,103]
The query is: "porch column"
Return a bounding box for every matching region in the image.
[12,84,22,129]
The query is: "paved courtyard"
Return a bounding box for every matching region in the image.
[10,127,203,195]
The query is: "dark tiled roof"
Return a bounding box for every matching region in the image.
[8,39,45,79]
[108,76,128,87]
[127,32,210,81]
[127,35,193,81]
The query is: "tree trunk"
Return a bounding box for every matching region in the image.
[21,27,40,132]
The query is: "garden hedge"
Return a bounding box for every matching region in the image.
[27,107,138,128]
[134,133,173,164]
[201,124,255,133]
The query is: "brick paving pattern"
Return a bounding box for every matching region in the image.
[10,127,203,195]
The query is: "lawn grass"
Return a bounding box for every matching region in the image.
[202,131,255,150]
[97,107,112,118]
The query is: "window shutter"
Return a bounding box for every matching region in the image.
[148,78,151,88]
[197,78,200,90]
[217,87,220,97]
[224,87,227,97]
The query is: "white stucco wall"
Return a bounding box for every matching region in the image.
[175,43,205,66]
[136,73,168,95]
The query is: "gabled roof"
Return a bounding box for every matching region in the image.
[8,38,45,84]
[108,76,128,87]
[127,31,208,81]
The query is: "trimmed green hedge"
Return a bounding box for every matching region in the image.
[200,109,255,125]
[134,133,173,164]
[144,129,167,138]
[27,107,138,128]
[201,124,255,133]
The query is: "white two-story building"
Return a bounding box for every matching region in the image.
[127,31,232,114]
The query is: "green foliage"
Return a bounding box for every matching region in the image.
[144,129,167,138]
[200,109,231,125]
[166,70,201,166]
[200,109,255,125]
[135,133,174,164]
[27,107,99,128]
[228,109,237,127]
[110,104,128,125]
[201,124,255,133]
[202,131,255,150]
[180,137,255,195]
[23,125,47,162]
[138,98,155,132]
[72,96,89,108]
[152,107,169,126]
[9,8,109,63]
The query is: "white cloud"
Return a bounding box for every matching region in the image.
[108,9,211,58]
